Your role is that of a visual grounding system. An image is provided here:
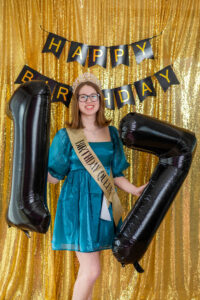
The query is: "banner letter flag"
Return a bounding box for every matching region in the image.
[102,89,115,110]
[154,65,180,92]
[134,76,156,102]
[42,32,67,59]
[15,65,57,93]
[110,45,129,68]
[88,46,107,68]
[52,83,73,107]
[114,85,135,108]
[41,77,58,94]
[15,65,42,83]
[132,39,154,64]
[67,42,88,66]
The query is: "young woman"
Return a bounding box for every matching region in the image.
[48,73,147,300]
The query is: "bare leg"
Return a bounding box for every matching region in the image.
[72,251,101,300]
[87,290,93,300]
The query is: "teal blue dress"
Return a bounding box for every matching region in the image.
[48,125,130,252]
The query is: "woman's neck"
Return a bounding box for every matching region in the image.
[81,114,99,130]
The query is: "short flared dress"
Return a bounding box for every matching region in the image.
[48,125,130,252]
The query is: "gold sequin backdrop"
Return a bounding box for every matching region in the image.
[0,0,199,299]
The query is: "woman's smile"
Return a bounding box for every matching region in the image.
[85,105,95,110]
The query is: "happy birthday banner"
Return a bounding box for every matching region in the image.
[15,65,180,109]
[42,31,156,68]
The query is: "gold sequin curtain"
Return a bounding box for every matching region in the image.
[0,0,199,299]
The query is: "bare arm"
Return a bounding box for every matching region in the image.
[114,176,148,196]
[47,172,59,184]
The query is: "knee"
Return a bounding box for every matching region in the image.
[90,265,101,282]
[80,265,101,283]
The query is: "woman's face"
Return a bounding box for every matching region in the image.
[78,85,100,117]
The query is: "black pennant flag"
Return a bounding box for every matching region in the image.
[40,76,57,93]
[134,76,156,102]
[88,46,107,68]
[14,65,57,93]
[15,65,42,83]
[52,83,73,108]
[114,85,135,108]
[154,65,180,92]
[67,42,88,66]
[42,32,67,59]
[102,89,115,110]
[132,39,154,64]
[110,45,129,68]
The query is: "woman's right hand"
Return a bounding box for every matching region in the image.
[47,172,59,184]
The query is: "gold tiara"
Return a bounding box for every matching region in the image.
[72,72,102,93]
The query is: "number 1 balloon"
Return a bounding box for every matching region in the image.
[6,81,51,237]
[112,112,197,273]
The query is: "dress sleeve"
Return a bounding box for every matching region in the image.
[110,126,130,177]
[48,128,71,180]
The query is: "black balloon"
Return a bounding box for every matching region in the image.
[112,112,197,273]
[6,81,51,236]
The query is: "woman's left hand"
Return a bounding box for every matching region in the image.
[135,183,148,197]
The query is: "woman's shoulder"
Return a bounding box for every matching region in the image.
[53,128,71,145]
[108,125,119,137]
[54,127,68,137]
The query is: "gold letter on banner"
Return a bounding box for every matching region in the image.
[114,49,124,62]
[102,89,115,110]
[21,71,34,82]
[118,89,130,103]
[56,87,69,102]
[136,42,146,55]
[159,69,170,83]
[48,38,62,53]
[104,93,111,106]
[142,82,152,96]
[72,46,83,60]
[93,49,103,62]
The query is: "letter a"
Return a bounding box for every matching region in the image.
[142,82,152,96]
[72,46,83,60]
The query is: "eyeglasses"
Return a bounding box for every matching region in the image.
[78,93,100,102]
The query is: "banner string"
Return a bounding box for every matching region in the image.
[40,25,71,43]
[39,25,163,48]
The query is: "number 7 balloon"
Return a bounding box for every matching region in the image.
[112,112,197,273]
